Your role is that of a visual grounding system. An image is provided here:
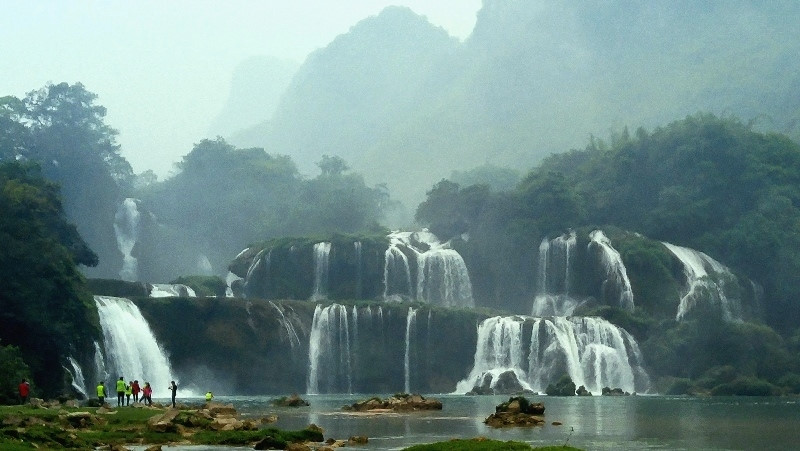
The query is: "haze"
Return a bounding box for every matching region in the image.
[0,0,480,178]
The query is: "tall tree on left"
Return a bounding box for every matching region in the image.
[0,161,101,399]
[0,82,133,278]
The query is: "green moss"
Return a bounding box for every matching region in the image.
[192,427,323,446]
[170,275,227,297]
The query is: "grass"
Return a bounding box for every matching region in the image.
[403,438,584,450]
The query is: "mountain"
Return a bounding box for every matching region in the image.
[207,56,299,139]
[222,1,800,212]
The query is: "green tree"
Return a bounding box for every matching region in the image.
[0,161,100,398]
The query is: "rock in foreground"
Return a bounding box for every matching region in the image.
[484,396,545,428]
[342,393,442,412]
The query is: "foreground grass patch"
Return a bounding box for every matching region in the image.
[403,438,583,450]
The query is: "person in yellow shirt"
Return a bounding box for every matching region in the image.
[116,377,126,407]
[124,383,132,406]
[96,381,106,405]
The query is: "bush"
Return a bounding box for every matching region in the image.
[0,343,32,404]
[710,376,780,396]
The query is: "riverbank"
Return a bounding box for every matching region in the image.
[0,402,320,450]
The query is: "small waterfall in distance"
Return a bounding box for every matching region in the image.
[663,242,741,321]
[312,242,332,300]
[404,307,417,393]
[95,296,179,398]
[269,301,301,349]
[455,315,649,395]
[354,241,363,299]
[589,230,635,311]
[307,304,353,394]
[113,198,140,281]
[532,232,580,316]
[384,231,473,308]
[66,357,88,398]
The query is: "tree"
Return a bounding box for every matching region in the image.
[0,161,100,398]
[317,154,350,176]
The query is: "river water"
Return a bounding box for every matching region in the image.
[147,394,800,450]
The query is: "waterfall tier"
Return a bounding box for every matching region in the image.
[663,242,742,321]
[588,230,635,311]
[455,315,649,395]
[95,295,178,397]
[532,232,580,316]
[114,198,140,282]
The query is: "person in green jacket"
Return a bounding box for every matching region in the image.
[124,383,132,406]
[116,377,126,407]
[205,391,213,402]
[96,381,106,405]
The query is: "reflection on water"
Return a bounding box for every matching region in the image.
[154,394,800,450]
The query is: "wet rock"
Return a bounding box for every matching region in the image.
[286,444,312,451]
[254,436,285,450]
[484,396,545,428]
[342,393,442,412]
[144,445,162,451]
[576,385,592,396]
[147,409,180,432]
[602,387,630,396]
[307,423,324,434]
[348,435,369,445]
[64,399,80,408]
[272,393,310,407]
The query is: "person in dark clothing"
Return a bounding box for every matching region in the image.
[168,380,177,408]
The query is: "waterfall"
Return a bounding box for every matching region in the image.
[532,232,580,316]
[66,357,88,397]
[93,341,107,384]
[354,241,363,299]
[417,248,474,307]
[404,307,417,393]
[312,242,332,300]
[663,242,741,321]
[149,284,196,297]
[225,271,242,297]
[384,235,413,302]
[307,304,353,394]
[95,296,178,397]
[588,230,635,311]
[455,315,648,395]
[269,301,301,349]
[113,198,140,281]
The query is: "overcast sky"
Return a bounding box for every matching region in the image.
[0,0,481,178]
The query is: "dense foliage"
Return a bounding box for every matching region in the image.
[0,343,31,404]
[134,138,388,281]
[0,83,132,278]
[0,162,100,399]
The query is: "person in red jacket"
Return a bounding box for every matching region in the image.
[131,380,141,403]
[18,378,30,404]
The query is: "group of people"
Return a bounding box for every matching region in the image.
[96,377,157,407]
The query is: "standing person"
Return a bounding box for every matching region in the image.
[116,376,126,407]
[124,382,132,406]
[96,381,106,406]
[205,391,213,403]
[142,382,152,406]
[168,380,178,408]
[131,380,141,403]
[18,379,30,404]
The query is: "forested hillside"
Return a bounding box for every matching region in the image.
[228,1,800,210]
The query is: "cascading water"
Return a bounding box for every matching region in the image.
[269,301,301,349]
[95,296,178,397]
[312,242,332,300]
[149,284,196,298]
[663,242,741,321]
[66,357,88,397]
[307,304,353,394]
[532,232,580,316]
[588,230,635,311]
[455,315,649,395]
[354,241,363,299]
[114,198,140,281]
[404,307,417,393]
[384,231,473,307]
[384,234,414,302]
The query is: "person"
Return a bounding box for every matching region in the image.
[131,380,141,403]
[205,391,213,402]
[124,382,132,406]
[96,381,106,405]
[168,380,178,408]
[18,378,30,404]
[142,382,152,406]
[116,376,126,407]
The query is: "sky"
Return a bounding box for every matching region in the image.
[0,0,481,178]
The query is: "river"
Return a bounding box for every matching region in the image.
[141,394,800,450]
